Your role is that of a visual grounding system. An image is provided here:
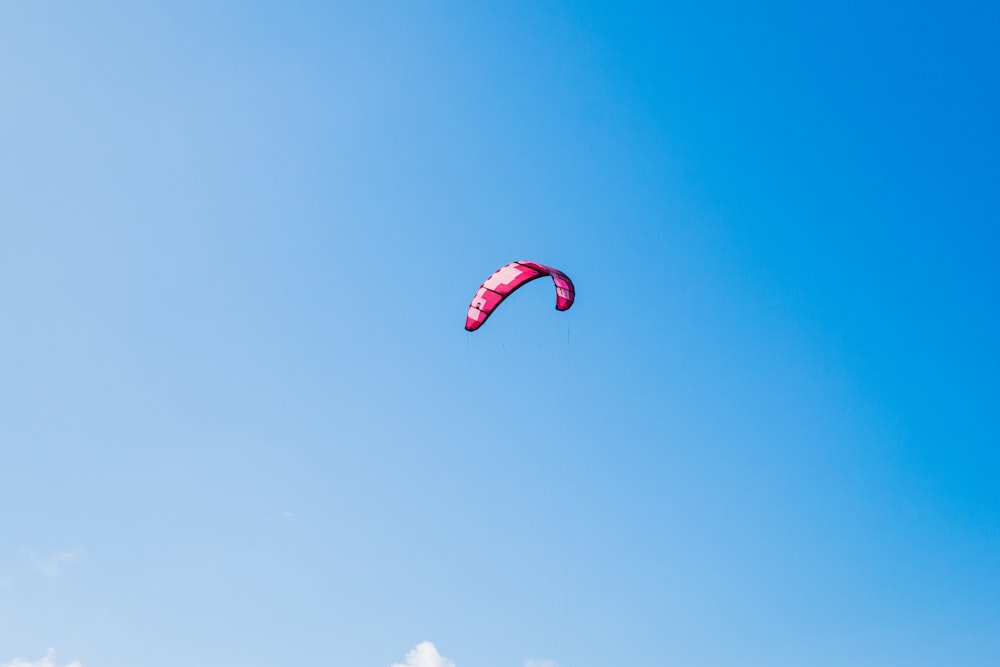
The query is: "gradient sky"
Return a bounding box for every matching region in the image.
[2,2,998,666]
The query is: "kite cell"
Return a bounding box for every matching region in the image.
[465,261,575,331]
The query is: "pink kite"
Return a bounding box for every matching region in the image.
[465,261,575,331]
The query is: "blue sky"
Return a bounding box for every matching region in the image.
[2,1,998,666]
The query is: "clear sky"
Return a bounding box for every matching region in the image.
[2,2,998,666]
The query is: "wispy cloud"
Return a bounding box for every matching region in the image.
[27,548,86,577]
[391,642,558,667]
[1,648,84,667]
[265,509,296,522]
[392,642,455,667]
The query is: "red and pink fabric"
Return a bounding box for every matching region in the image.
[465,261,575,331]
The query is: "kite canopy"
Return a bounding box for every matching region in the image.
[465,260,575,331]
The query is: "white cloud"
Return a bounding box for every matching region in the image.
[1,648,84,667]
[28,548,85,577]
[390,642,558,667]
[392,642,455,667]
